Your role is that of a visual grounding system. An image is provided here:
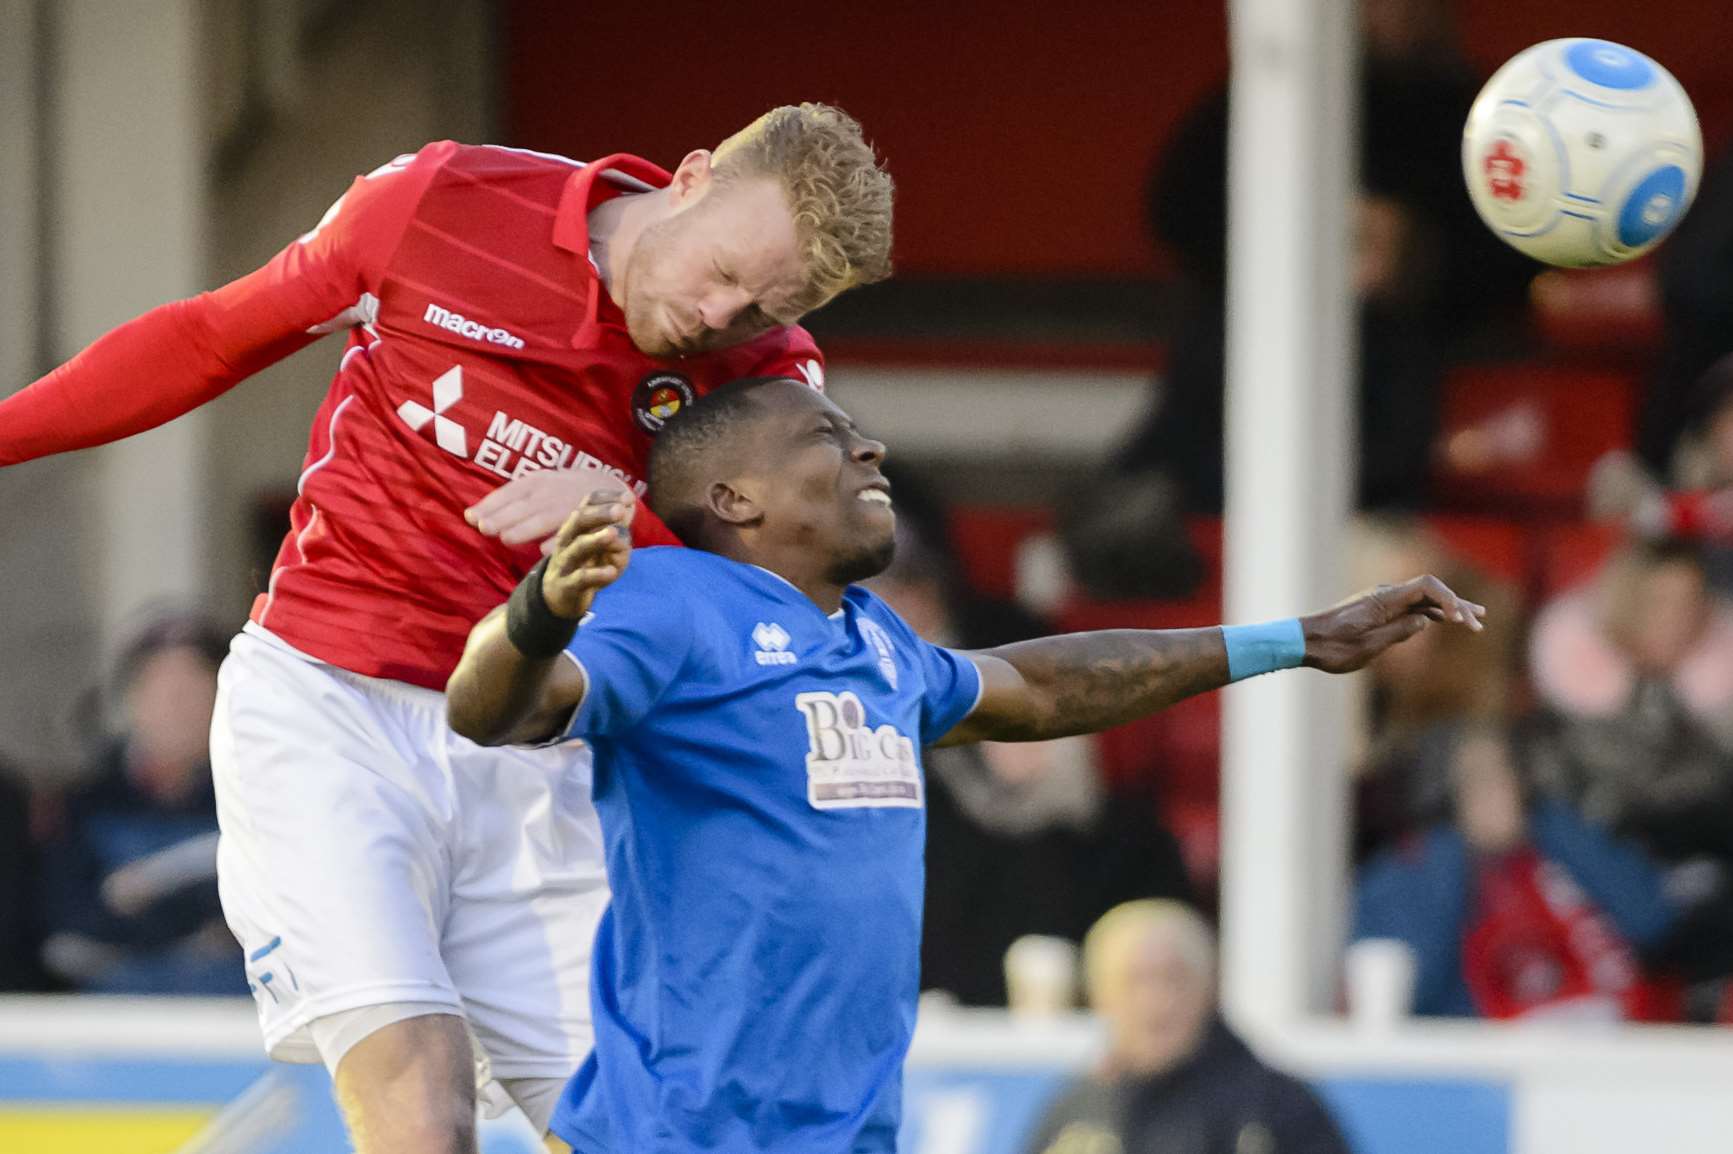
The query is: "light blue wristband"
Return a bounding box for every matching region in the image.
[1221,618,1306,682]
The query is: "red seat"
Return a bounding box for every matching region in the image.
[1059,592,1222,634]
[1188,516,1223,583]
[1536,521,1626,597]
[1166,797,1222,890]
[1059,596,1224,848]
[946,505,1054,600]
[1530,261,1663,362]
[1436,362,1637,515]
[946,509,1223,605]
[1424,515,1530,588]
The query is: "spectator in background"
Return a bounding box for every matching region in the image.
[1115,189,1444,518]
[1527,538,1733,865]
[37,613,245,995]
[1348,517,1520,859]
[1354,722,1680,1021]
[865,514,1192,1007]
[1590,355,1733,595]
[1151,0,1531,338]
[0,762,47,990]
[1024,901,1351,1154]
[1108,0,1538,535]
[1643,146,1733,474]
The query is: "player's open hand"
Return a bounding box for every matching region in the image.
[540,490,633,620]
[1299,574,1485,674]
[466,463,637,554]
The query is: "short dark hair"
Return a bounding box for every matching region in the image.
[115,611,229,689]
[647,376,794,541]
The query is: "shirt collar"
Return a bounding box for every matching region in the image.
[748,563,852,622]
[553,153,674,345]
[551,152,673,257]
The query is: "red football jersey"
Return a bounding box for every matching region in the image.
[0,142,825,689]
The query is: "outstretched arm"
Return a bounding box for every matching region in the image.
[446,493,634,746]
[0,148,437,466]
[939,575,1484,746]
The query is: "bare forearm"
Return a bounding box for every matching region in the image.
[445,608,580,746]
[966,628,1229,742]
[447,500,630,745]
[945,575,1488,746]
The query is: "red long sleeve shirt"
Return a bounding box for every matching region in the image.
[0,142,825,689]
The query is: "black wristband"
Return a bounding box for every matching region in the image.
[505,557,580,658]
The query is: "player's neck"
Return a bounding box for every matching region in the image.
[755,554,846,615]
[715,535,846,614]
[784,573,846,615]
[587,190,665,307]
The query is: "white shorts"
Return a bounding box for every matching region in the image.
[210,624,606,1080]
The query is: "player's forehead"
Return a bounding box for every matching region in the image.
[757,379,850,427]
[708,180,805,311]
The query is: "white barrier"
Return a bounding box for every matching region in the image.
[903,1006,1733,1154]
[6,997,1733,1154]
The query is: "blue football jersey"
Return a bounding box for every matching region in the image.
[548,546,983,1154]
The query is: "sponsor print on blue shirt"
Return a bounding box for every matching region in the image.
[548,546,982,1154]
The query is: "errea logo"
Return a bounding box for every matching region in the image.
[424,302,525,350]
[753,622,797,666]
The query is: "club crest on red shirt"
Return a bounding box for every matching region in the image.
[633,373,696,435]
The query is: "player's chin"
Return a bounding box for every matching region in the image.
[828,528,898,586]
[622,313,678,359]
[850,501,897,545]
[626,328,677,358]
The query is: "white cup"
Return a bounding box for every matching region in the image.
[1003,934,1079,1019]
[1344,937,1417,1030]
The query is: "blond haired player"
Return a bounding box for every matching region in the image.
[0,105,893,1153]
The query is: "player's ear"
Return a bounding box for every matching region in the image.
[708,481,761,528]
[667,150,716,210]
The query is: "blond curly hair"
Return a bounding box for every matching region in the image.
[712,103,894,313]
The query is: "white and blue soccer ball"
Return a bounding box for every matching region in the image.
[1462,38,1702,267]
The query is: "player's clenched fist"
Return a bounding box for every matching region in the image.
[540,490,635,620]
[1299,574,1485,674]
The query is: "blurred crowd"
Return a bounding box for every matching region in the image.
[892,0,1733,1036]
[0,612,242,996]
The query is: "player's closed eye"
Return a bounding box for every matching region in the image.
[818,418,859,443]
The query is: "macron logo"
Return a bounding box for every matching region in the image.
[423,303,525,350]
[753,622,798,666]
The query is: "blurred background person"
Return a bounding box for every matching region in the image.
[1352,722,1680,1021]
[866,501,1193,1007]
[1590,356,1733,595]
[1099,0,1539,549]
[1527,538,1733,864]
[36,612,243,995]
[1024,900,1352,1154]
[1642,145,1733,474]
[1110,189,1445,526]
[0,758,47,991]
[1346,517,1521,860]
[1150,0,1532,342]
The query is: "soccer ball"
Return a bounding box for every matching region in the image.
[1462,38,1702,267]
